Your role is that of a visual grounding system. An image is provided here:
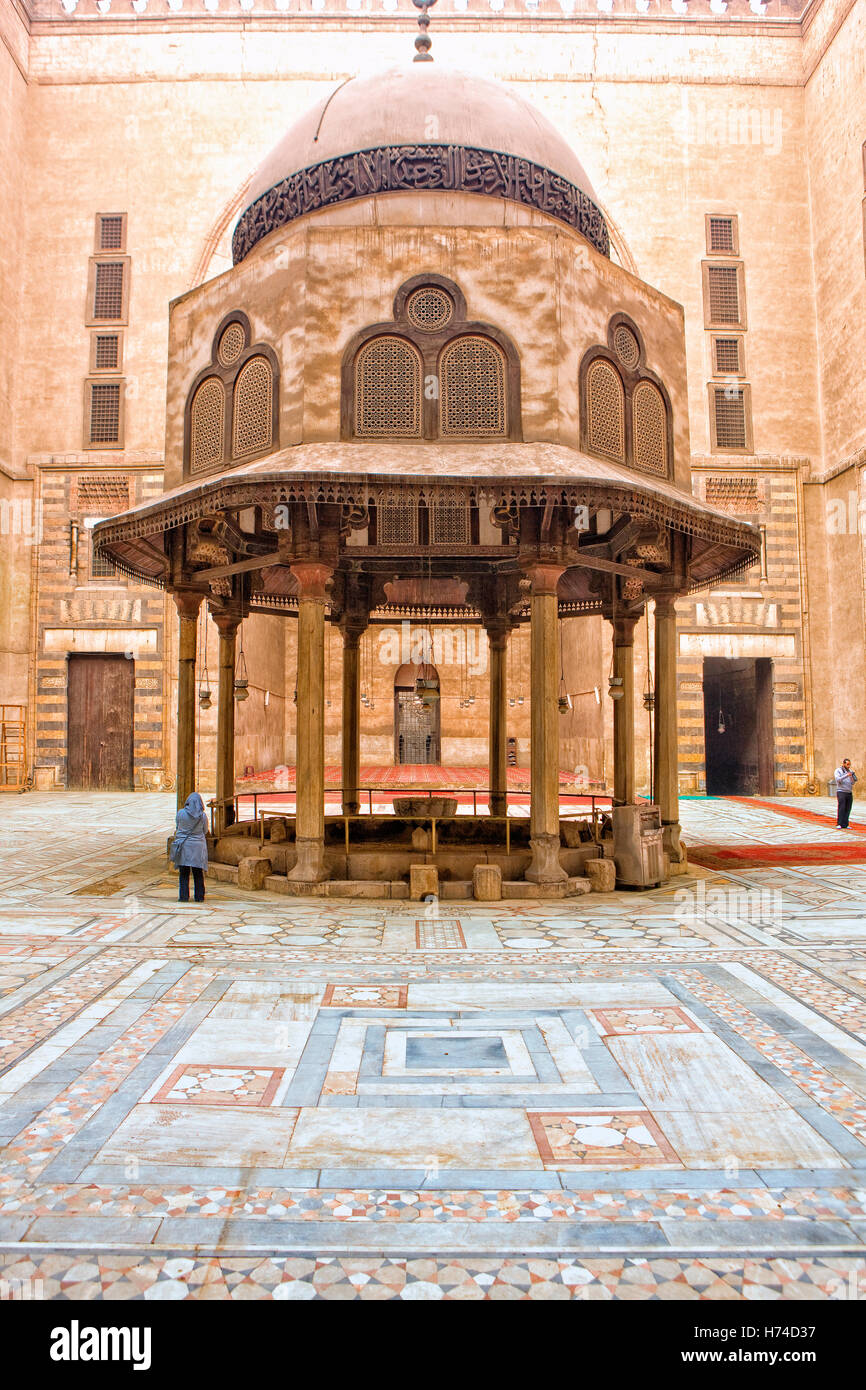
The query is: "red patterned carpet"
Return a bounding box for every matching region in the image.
[726,795,866,835]
[688,843,866,869]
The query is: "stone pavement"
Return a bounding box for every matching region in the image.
[1,792,866,1301]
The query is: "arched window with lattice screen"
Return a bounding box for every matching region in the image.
[190,377,225,474]
[439,335,507,438]
[354,336,422,438]
[232,355,273,458]
[586,359,625,462]
[632,381,668,477]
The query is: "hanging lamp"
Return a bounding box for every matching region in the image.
[558,615,571,714]
[607,586,624,701]
[197,606,212,709]
[233,625,250,702]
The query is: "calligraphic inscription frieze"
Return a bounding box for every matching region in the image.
[233,144,611,263]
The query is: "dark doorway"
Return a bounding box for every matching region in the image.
[703,657,774,796]
[67,654,134,790]
[394,663,441,764]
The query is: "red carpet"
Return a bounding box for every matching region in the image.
[688,843,866,869]
[726,795,866,836]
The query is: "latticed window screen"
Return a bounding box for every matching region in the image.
[707,266,741,324]
[90,532,117,579]
[632,381,667,476]
[429,502,470,545]
[586,359,625,461]
[713,387,748,449]
[232,355,273,457]
[713,337,741,375]
[355,336,422,438]
[190,377,225,472]
[89,383,121,444]
[95,334,119,370]
[92,262,125,320]
[98,215,124,251]
[439,336,507,437]
[218,322,245,366]
[406,287,454,332]
[612,324,640,368]
[378,505,419,545]
[708,216,735,253]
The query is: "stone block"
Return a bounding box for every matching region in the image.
[441,880,473,900]
[238,856,273,890]
[327,880,387,898]
[411,826,431,851]
[566,875,592,896]
[390,881,410,899]
[410,864,439,900]
[269,818,288,843]
[585,858,616,893]
[473,863,502,901]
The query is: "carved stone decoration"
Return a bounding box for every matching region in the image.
[232,144,611,264]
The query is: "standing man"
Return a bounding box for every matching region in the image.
[834,758,858,829]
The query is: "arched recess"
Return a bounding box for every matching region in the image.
[394,664,441,765]
[354,336,423,439]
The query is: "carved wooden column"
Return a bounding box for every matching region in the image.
[485,622,509,820]
[288,561,333,882]
[340,618,367,817]
[525,564,567,885]
[211,608,241,836]
[612,614,638,806]
[172,589,203,809]
[653,592,684,861]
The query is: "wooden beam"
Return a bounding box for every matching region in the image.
[196,551,282,582]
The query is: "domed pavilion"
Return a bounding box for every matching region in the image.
[95,39,759,896]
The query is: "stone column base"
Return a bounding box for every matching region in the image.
[287,837,330,884]
[525,833,568,884]
[663,822,686,864]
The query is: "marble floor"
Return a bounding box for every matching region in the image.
[1,792,866,1301]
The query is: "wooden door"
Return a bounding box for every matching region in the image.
[67,655,134,790]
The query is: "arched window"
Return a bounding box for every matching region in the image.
[586,359,625,463]
[439,335,507,438]
[632,380,668,477]
[190,377,224,474]
[354,336,422,438]
[232,355,273,458]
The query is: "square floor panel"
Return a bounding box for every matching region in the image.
[405,1035,510,1071]
[528,1109,683,1169]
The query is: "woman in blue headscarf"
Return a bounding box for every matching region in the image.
[170,792,209,903]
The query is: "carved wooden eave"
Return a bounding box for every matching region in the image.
[93,442,761,604]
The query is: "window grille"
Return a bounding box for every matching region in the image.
[632,381,667,476]
[586,359,625,462]
[95,334,120,370]
[713,387,747,449]
[232,355,273,457]
[713,337,741,374]
[355,337,422,438]
[429,503,469,545]
[190,377,225,472]
[707,266,740,324]
[708,216,735,253]
[92,262,125,320]
[90,532,117,579]
[98,215,125,251]
[378,505,419,545]
[612,324,640,368]
[218,322,245,366]
[89,383,121,444]
[406,286,454,332]
[439,335,506,437]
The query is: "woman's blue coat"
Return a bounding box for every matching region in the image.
[171,793,209,870]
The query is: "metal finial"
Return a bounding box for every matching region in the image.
[411,0,437,62]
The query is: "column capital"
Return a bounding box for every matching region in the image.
[521,562,566,598]
[171,588,205,622]
[482,617,512,650]
[291,560,334,602]
[611,613,639,646]
[209,606,243,639]
[653,591,680,618]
